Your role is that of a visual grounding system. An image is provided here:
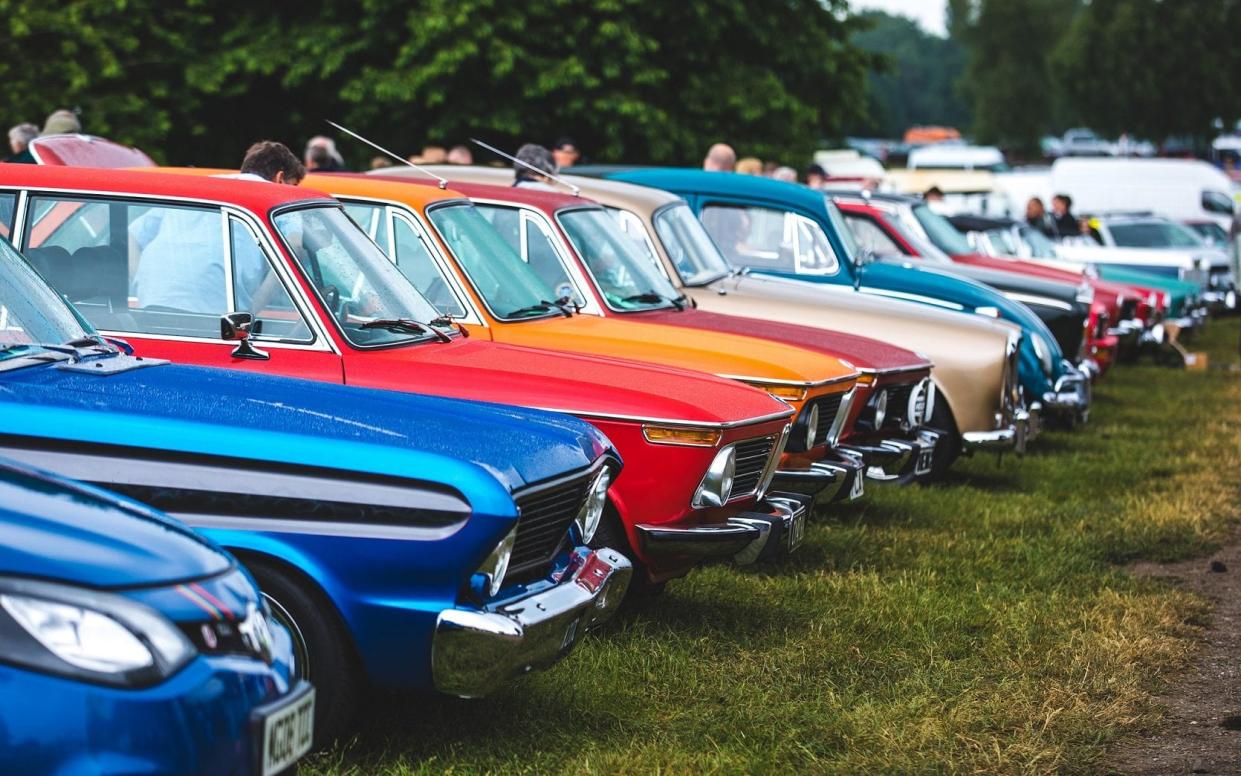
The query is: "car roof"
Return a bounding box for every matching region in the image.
[612,167,828,209]
[302,172,470,208]
[0,164,333,212]
[371,172,592,214]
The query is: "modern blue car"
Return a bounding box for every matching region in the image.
[595,168,1091,426]
[0,457,314,776]
[0,230,631,741]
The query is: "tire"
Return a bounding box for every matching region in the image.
[591,505,665,600]
[926,397,962,479]
[246,558,361,746]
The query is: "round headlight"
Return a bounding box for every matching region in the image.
[575,469,611,544]
[872,389,888,429]
[803,404,820,449]
[693,445,736,508]
[1031,333,1054,377]
[479,526,517,597]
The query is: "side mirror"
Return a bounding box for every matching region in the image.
[220,312,270,361]
[852,249,873,290]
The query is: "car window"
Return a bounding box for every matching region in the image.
[1202,189,1235,216]
[343,201,391,250]
[0,193,14,240]
[475,203,583,304]
[559,208,681,311]
[650,203,731,286]
[1108,221,1203,249]
[911,203,973,255]
[844,214,903,257]
[607,208,660,265]
[25,196,225,339]
[700,203,840,275]
[391,215,467,318]
[228,217,312,342]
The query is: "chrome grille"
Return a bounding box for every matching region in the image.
[510,474,590,577]
[882,383,914,429]
[810,393,844,446]
[730,436,776,499]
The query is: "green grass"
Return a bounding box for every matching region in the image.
[308,320,1241,775]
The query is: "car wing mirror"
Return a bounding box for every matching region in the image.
[220,312,270,360]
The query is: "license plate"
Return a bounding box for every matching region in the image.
[260,686,315,776]
[848,472,865,500]
[915,441,935,476]
[788,509,807,552]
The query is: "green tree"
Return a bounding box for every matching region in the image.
[1052,0,1240,145]
[949,0,1079,154]
[851,11,970,138]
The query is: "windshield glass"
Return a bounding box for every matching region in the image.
[912,203,974,255]
[559,208,681,311]
[824,199,859,263]
[1187,221,1229,246]
[273,206,445,347]
[0,235,93,359]
[428,203,562,320]
[650,204,731,285]
[1109,221,1205,248]
[1018,225,1059,258]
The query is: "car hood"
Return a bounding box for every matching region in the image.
[889,259,1082,304]
[351,337,792,426]
[0,458,231,588]
[629,308,932,374]
[485,315,857,386]
[0,360,610,500]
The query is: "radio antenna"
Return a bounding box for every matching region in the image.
[326,120,448,189]
[470,138,580,197]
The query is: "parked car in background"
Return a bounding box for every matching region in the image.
[1051,157,1236,229]
[588,168,1090,427]
[2,164,805,602]
[906,144,1007,172]
[0,458,313,775]
[515,171,1033,465]
[1059,128,1115,158]
[0,186,634,739]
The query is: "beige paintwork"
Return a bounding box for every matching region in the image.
[407,165,1022,437]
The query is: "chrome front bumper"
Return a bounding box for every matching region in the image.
[1041,362,1091,425]
[849,429,943,483]
[432,547,632,698]
[962,407,1032,455]
[771,454,867,505]
[635,494,810,566]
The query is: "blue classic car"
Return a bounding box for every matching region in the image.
[0,457,314,775]
[0,232,631,741]
[598,168,1091,426]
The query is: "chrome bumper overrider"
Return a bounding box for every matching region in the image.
[1041,363,1091,424]
[432,547,632,698]
[962,408,1031,455]
[771,454,867,505]
[635,494,810,566]
[856,429,943,482]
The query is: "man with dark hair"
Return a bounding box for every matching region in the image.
[1051,194,1078,237]
[552,137,580,169]
[805,163,827,189]
[240,141,306,184]
[924,186,944,202]
[513,144,558,191]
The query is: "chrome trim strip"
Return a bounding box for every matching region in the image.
[1003,292,1074,312]
[531,407,794,429]
[860,287,967,311]
[717,373,859,389]
[171,513,462,541]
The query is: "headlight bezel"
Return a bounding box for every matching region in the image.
[692,445,737,509]
[574,468,611,545]
[475,525,518,598]
[0,577,196,688]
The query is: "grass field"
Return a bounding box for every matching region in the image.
[308,319,1241,775]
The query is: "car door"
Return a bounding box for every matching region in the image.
[697,199,845,281]
[18,192,343,381]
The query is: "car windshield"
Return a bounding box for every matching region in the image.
[0,235,94,361]
[650,203,731,285]
[912,203,974,255]
[824,198,860,263]
[1186,221,1229,246]
[559,208,681,311]
[1108,220,1204,249]
[1017,225,1059,258]
[427,203,563,321]
[272,206,447,348]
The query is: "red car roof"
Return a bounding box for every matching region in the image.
[368,174,585,215]
[0,164,334,214]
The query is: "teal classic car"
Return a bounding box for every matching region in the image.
[591,168,1091,427]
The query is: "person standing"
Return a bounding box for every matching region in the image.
[303,136,344,172]
[703,143,736,172]
[552,137,580,169]
[4,124,38,163]
[805,163,827,189]
[1025,197,1055,238]
[513,144,559,191]
[1051,194,1079,238]
[446,145,473,165]
[41,109,81,135]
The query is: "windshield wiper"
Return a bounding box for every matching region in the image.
[621,291,685,311]
[507,300,572,319]
[359,318,452,343]
[429,314,469,338]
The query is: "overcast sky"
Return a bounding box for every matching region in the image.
[849,0,948,36]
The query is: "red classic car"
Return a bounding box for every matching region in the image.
[0,165,810,591]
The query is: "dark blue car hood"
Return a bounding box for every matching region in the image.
[0,360,610,511]
[0,459,232,588]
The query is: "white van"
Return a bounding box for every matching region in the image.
[907,144,1007,172]
[1050,157,1235,228]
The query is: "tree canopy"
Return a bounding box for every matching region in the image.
[0,0,876,167]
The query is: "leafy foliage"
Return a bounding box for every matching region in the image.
[851,11,971,139]
[1052,0,1241,144]
[0,0,876,167]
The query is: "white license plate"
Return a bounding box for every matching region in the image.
[848,472,865,500]
[915,442,935,476]
[261,687,315,776]
[788,509,807,551]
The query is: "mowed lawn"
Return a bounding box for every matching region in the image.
[309,319,1241,775]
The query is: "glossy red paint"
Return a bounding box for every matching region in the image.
[0,164,794,583]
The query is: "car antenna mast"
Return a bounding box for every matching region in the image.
[325,120,448,189]
[470,138,581,197]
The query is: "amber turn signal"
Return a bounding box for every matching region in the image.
[642,425,724,447]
